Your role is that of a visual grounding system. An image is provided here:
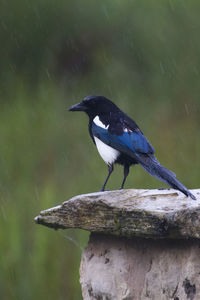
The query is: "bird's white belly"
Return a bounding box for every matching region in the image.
[94,137,120,165]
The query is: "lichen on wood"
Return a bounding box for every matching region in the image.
[35,188,200,239]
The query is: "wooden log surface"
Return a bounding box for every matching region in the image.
[80,233,200,300]
[35,189,200,239]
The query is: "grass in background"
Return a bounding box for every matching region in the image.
[0,1,200,299]
[0,82,199,299]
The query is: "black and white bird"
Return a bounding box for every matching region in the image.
[69,95,196,200]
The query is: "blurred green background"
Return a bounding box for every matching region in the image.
[0,0,199,299]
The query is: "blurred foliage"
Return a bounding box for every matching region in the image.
[0,0,199,299]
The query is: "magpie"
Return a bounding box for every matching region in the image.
[69,95,196,200]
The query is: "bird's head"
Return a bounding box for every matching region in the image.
[69,95,119,118]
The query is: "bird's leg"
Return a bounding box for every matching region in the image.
[120,164,130,189]
[100,164,114,192]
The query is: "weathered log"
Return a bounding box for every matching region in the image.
[35,189,200,239]
[35,189,200,300]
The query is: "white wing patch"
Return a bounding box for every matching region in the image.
[123,127,133,133]
[94,137,119,165]
[93,116,109,129]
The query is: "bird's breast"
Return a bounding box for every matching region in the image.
[94,136,120,165]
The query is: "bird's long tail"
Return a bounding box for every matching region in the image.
[138,154,196,200]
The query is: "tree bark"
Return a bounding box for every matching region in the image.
[80,233,199,300]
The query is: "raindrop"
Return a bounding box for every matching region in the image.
[193,66,199,76]
[168,0,175,11]
[34,185,40,202]
[1,205,7,221]
[184,104,189,115]
[102,4,110,20]
[59,232,84,251]
[46,68,51,80]
[160,62,165,75]
[1,21,7,31]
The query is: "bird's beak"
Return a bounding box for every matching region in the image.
[68,102,86,112]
